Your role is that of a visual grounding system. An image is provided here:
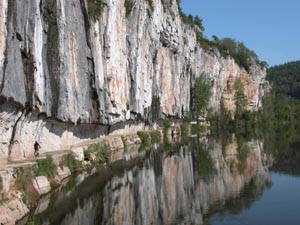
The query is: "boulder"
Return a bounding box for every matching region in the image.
[32,176,51,196]
[71,147,84,161]
[122,134,142,146]
[57,166,71,181]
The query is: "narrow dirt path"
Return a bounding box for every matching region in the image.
[0,132,139,170]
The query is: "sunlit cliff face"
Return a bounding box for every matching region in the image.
[0,0,268,161]
[36,138,270,225]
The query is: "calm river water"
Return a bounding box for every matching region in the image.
[21,137,300,225]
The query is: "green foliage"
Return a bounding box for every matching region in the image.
[22,195,28,205]
[146,0,154,12]
[212,37,263,72]
[137,130,161,151]
[85,143,109,163]
[237,141,250,173]
[163,119,172,129]
[180,122,189,135]
[176,0,265,71]
[191,124,205,135]
[194,77,211,118]
[234,79,248,119]
[180,122,189,144]
[210,61,300,176]
[196,35,266,72]
[84,149,91,159]
[193,143,215,180]
[150,130,161,143]
[176,0,204,31]
[274,95,293,123]
[61,153,82,172]
[164,142,174,153]
[34,156,57,178]
[125,0,134,17]
[88,0,104,17]
[267,61,300,99]
[26,221,35,225]
[96,147,109,163]
[137,131,150,145]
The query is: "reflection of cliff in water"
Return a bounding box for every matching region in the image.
[30,138,271,225]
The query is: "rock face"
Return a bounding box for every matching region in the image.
[32,176,51,196]
[0,0,269,161]
[0,196,29,225]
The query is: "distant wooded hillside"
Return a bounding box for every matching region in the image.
[267,61,300,98]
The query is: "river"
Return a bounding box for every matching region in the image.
[20,136,300,225]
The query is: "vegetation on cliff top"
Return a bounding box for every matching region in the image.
[176,1,267,72]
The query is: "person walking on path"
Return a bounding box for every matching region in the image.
[34,141,41,157]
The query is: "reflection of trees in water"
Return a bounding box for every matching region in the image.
[271,141,300,175]
[191,140,215,181]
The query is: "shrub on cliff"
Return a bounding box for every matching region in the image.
[163,119,172,129]
[125,0,134,17]
[85,143,109,163]
[234,79,248,118]
[88,0,104,17]
[34,156,57,178]
[150,130,161,143]
[194,77,211,123]
[137,131,150,145]
[96,146,109,163]
[61,153,82,172]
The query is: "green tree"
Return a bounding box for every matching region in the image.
[194,16,204,32]
[234,79,248,118]
[194,77,211,124]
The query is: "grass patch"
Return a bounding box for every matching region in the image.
[34,156,57,178]
[85,143,110,163]
[61,153,82,172]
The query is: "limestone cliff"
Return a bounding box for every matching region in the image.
[0,0,268,161]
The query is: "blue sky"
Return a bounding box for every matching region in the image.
[180,0,300,66]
